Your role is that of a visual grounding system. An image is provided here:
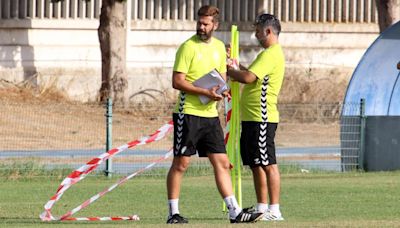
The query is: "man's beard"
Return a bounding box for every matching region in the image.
[257,31,267,47]
[197,30,212,41]
[257,38,266,47]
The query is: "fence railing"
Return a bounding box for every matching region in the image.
[0,100,362,177]
[0,0,101,19]
[0,0,378,24]
[340,100,366,171]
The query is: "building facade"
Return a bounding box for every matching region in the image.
[0,0,379,101]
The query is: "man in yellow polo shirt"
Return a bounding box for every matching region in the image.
[166,5,263,224]
[227,13,285,221]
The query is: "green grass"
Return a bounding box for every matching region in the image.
[1,171,400,227]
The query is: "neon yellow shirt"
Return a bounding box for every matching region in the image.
[173,35,227,117]
[241,44,285,122]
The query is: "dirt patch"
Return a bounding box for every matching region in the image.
[0,75,342,152]
[280,67,351,103]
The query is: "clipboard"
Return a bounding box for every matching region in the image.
[192,69,229,104]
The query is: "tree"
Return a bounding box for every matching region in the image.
[97,0,128,103]
[375,0,400,32]
[54,0,128,103]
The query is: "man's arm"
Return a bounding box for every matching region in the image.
[172,71,224,101]
[227,67,257,84]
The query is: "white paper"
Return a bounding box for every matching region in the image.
[193,69,229,104]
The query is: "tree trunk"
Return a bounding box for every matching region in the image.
[375,0,400,32]
[98,0,128,103]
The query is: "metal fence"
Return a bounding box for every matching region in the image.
[0,100,362,177]
[340,100,364,171]
[0,0,101,19]
[0,0,377,23]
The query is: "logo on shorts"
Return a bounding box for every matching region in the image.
[181,146,187,154]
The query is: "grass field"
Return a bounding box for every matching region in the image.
[1,170,400,227]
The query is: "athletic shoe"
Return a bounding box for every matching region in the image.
[261,210,284,221]
[166,214,189,224]
[230,210,264,223]
[242,205,256,213]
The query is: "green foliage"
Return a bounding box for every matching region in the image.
[0,161,73,180]
[0,160,315,180]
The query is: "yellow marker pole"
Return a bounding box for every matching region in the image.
[227,25,242,207]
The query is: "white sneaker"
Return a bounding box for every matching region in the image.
[260,210,284,221]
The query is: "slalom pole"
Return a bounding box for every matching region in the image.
[229,25,237,202]
[232,26,242,207]
[226,25,242,207]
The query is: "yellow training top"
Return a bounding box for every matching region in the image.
[173,35,227,117]
[241,44,285,123]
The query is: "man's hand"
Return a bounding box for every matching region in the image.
[221,90,231,99]
[207,85,224,101]
[227,58,239,70]
[226,46,231,58]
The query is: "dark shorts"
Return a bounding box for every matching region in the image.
[240,121,278,167]
[173,113,226,157]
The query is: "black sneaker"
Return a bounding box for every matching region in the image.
[242,205,256,213]
[166,214,189,224]
[230,210,264,223]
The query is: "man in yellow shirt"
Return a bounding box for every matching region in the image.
[227,13,285,221]
[166,5,263,224]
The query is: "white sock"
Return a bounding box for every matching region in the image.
[256,203,269,213]
[224,195,242,219]
[269,204,281,215]
[168,199,179,216]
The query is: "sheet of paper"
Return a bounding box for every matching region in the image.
[192,69,229,104]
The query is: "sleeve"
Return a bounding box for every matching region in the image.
[248,50,275,80]
[173,43,193,74]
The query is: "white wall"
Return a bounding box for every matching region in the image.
[0,19,379,102]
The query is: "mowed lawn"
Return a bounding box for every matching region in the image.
[0,171,400,227]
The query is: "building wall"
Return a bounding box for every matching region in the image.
[0,0,380,102]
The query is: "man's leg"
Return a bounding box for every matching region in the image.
[166,156,190,223]
[251,166,268,203]
[265,164,280,205]
[251,166,269,213]
[263,164,283,220]
[208,153,263,223]
[207,153,233,197]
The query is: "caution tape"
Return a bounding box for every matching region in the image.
[59,149,173,221]
[40,121,173,222]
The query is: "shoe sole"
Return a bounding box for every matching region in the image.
[230,213,264,223]
[252,213,264,223]
[260,217,284,221]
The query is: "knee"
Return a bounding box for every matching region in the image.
[217,160,232,171]
[171,160,190,173]
[266,164,280,175]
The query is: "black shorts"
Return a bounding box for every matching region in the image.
[173,113,226,157]
[240,121,278,167]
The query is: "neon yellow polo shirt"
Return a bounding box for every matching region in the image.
[173,35,227,117]
[241,44,285,123]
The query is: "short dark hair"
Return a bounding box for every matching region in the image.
[254,13,281,35]
[197,5,220,23]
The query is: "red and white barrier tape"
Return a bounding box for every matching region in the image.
[59,149,173,221]
[224,94,232,144]
[224,58,239,144]
[62,215,140,221]
[40,121,173,222]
